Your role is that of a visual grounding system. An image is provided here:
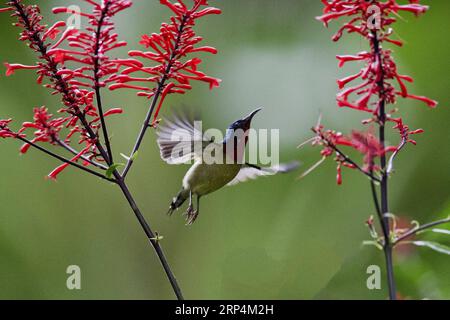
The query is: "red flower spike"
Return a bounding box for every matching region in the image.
[308,0,438,185]
[1,0,132,177]
[110,0,221,117]
[320,0,437,114]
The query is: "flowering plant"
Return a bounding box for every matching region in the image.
[299,0,449,299]
[0,0,221,300]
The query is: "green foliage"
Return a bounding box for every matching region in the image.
[105,163,125,179]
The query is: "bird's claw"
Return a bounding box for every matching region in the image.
[185,205,198,225]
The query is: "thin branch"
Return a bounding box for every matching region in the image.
[297,156,326,180]
[55,138,107,170]
[369,174,390,242]
[387,137,407,175]
[393,217,450,245]
[372,29,396,300]
[16,136,115,183]
[93,0,114,164]
[329,142,381,183]
[121,15,188,179]
[114,176,184,300]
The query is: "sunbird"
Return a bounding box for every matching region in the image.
[156,108,299,225]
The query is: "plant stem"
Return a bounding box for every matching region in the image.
[121,77,165,178]
[329,142,381,183]
[121,15,188,179]
[16,135,115,182]
[386,136,407,175]
[78,107,185,300]
[313,128,381,182]
[393,217,450,245]
[93,0,114,163]
[55,138,107,170]
[369,174,386,237]
[372,30,396,300]
[114,173,184,300]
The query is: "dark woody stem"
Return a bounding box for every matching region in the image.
[393,217,450,245]
[121,15,188,179]
[55,138,107,170]
[316,131,381,183]
[333,145,381,182]
[369,170,389,240]
[114,175,184,300]
[93,0,114,163]
[372,30,396,300]
[16,135,115,182]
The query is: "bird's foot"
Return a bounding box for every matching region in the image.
[185,205,198,225]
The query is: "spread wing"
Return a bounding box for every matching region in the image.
[227,161,300,186]
[156,113,213,164]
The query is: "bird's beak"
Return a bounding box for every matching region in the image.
[242,107,262,124]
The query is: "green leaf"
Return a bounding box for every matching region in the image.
[362,240,383,251]
[131,151,139,161]
[150,232,164,243]
[412,241,450,256]
[410,220,420,229]
[105,163,124,178]
[120,151,139,162]
[431,228,450,235]
[120,153,130,161]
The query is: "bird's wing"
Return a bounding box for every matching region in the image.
[156,113,213,164]
[227,161,300,186]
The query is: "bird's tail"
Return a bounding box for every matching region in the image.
[167,189,189,215]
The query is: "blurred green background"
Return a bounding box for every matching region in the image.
[0,0,448,299]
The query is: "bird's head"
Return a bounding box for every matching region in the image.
[227,108,262,132]
[223,108,262,156]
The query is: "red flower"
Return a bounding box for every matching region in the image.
[109,0,221,125]
[350,130,384,171]
[52,0,132,87]
[1,0,129,178]
[0,119,16,138]
[47,144,93,180]
[4,62,39,76]
[18,107,68,154]
[304,1,437,185]
[306,122,385,184]
[318,0,437,113]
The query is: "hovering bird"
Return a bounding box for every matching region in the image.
[156,108,299,225]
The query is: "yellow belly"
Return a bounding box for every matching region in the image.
[183,162,242,196]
